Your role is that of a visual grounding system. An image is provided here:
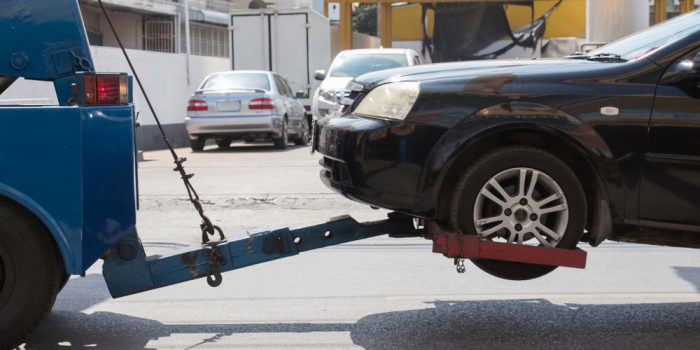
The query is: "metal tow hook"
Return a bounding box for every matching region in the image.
[454,258,466,274]
[206,246,224,287]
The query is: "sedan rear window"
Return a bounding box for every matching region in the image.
[200,72,271,91]
[329,54,409,78]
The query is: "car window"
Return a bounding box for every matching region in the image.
[200,72,271,91]
[588,10,700,61]
[281,77,294,97]
[413,55,422,65]
[272,75,283,95]
[329,54,410,77]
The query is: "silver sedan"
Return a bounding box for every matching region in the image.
[185,70,310,151]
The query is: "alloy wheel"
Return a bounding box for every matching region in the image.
[473,167,569,247]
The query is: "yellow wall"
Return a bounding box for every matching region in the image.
[505,0,586,38]
[391,0,586,41]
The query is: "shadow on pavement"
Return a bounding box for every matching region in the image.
[24,290,700,349]
[674,266,700,292]
[199,143,309,154]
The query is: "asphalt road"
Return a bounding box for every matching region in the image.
[22,142,700,349]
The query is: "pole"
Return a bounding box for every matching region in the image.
[379,2,392,48]
[184,0,192,85]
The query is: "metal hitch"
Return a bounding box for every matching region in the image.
[427,221,587,269]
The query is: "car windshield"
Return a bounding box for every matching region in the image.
[587,10,700,61]
[200,72,270,91]
[329,54,409,77]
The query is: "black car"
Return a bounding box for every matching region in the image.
[314,11,700,280]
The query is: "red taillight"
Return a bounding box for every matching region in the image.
[187,99,208,112]
[83,73,128,105]
[249,98,275,110]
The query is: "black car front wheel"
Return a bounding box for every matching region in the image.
[449,147,586,280]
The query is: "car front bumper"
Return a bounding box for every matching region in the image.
[314,114,441,215]
[185,114,284,137]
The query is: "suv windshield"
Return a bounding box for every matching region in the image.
[329,54,408,77]
[200,72,270,91]
[588,10,700,61]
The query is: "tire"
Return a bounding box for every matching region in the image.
[0,200,61,349]
[215,138,232,149]
[273,119,289,149]
[190,138,205,152]
[293,118,311,146]
[449,147,586,280]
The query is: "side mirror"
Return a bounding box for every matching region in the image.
[692,52,700,74]
[677,51,700,76]
[294,91,308,99]
[314,70,326,81]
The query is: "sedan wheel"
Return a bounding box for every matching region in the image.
[293,119,311,146]
[273,119,289,149]
[450,147,586,280]
[215,138,232,149]
[190,138,205,152]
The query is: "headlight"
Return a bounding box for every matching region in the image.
[354,82,419,120]
[319,90,335,101]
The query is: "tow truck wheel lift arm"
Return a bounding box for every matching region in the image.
[103,214,587,298]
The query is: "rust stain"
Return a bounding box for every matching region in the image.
[179,252,199,277]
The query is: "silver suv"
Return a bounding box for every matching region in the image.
[311,48,423,120]
[185,70,310,151]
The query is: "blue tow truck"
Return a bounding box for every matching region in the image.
[0,1,587,348]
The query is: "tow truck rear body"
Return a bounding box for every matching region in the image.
[0,1,586,347]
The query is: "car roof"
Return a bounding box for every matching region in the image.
[210,70,272,75]
[338,48,418,56]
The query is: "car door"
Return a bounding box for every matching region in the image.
[640,46,700,228]
[273,74,293,116]
[280,76,305,131]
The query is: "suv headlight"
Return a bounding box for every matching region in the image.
[319,89,335,102]
[354,82,419,120]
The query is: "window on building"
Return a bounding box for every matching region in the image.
[143,16,176,53]
[188,22,229,58]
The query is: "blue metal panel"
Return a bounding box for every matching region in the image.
[0,107,83,273]
[0,0,94,82]
[80,105,138,269]
[103,215,415,297]
[0,104,137,274]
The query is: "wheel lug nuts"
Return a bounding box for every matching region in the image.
[519,198,528,205]
[530,214,538,221]
[515,224,522,231]
[504,209,512,216]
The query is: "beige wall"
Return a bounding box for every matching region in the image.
[329,27,381,59]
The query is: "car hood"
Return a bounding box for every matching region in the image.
[319,77,354,91]
[353,58,604,91]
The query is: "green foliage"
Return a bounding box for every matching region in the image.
[353,4,377,36]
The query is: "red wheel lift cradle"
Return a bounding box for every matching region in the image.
[427,221,588,269]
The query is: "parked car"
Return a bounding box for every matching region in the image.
[185,70,311,151]
[311,48,423,120]
[315,10,700,280]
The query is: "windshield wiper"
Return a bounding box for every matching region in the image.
[566,52,627,62]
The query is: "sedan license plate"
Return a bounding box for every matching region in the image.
[216,100,241,112]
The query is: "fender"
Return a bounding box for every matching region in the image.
[0,183,78,274]
[415,102,624,227]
